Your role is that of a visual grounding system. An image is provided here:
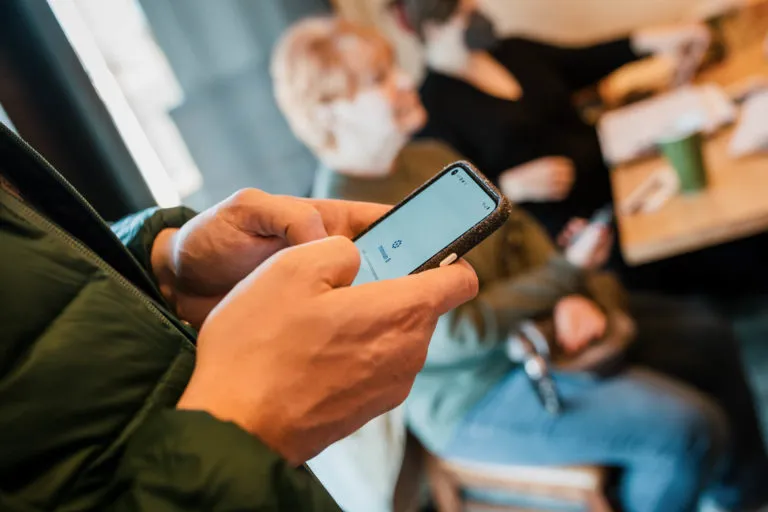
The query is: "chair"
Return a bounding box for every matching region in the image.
[424,450,614,512]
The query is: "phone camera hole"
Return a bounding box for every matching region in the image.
[451,169,459,176]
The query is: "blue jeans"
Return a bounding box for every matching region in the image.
[442,295,768,512]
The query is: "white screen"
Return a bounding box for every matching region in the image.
[352,167,495,285]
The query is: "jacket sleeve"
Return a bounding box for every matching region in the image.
[111,207,197,275]
[419,91,539,182]
[109,410,340,512]
[448,256,586,348]
[448,258,631,350]
[509,37,642,92]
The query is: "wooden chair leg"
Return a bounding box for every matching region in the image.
[425,456,463,512]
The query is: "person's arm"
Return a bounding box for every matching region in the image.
[584,271,628,316]
[108,410,339,512]
[419,82,536,182]
[418,94,484,170]
[509,37,642,92]
[448,255,585,347]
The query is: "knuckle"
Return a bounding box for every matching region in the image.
[274,241,329,274]
[228,188,264,208]
[328,235,360,265]
[295,201,323,222]
[270,246,305,272]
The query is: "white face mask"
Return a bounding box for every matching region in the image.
[425,16,470,74]
[317,86,409,176]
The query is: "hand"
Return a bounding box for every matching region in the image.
[499,157,575,203]
[151,189,390,327]
[599,55,677,107]
[176,236,479,464]
[631,23,711,85]
[554,295,607,354]
[560,217,613,270]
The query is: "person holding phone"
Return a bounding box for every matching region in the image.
[272,18,768,512]
[0,123,480,510]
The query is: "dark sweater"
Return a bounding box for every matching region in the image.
[418,37,641,236]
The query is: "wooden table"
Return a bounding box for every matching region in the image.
[611,42,768,265]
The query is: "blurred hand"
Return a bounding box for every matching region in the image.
[631,23,711,85]
[500,156,575,203]
[554,295,607,354]
[599,55,677,107]
[177,236,479,464]
[560,217,613,270]
[151,189,390,327]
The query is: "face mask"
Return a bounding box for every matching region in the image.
[317,87,408,176]
[425,16,471,73]
[464,11,499,51]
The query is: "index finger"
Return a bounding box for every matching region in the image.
[303,198,392,238]
[225,189,329,245]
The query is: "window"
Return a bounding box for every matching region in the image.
[50,0,331,210]
[0,103,16,133]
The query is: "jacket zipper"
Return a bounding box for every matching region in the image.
[0,123,196,346]
[0,122,119,239]
[6,191,189,337]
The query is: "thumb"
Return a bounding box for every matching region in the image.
[384,259,479,316]
[277,236,362,290]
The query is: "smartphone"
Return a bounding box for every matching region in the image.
[568,204,614,247]
[589,204,614,226]
[351,161,510,286]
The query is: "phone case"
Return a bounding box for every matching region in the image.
[353,160,511,275]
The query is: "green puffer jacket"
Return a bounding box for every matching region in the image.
[0,125,339,511]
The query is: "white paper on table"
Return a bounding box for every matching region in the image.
[598,84,737,165]
[730,90,768,157]
[619,164,680,216]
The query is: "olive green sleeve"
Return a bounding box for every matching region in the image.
[110,207,197,276]
[109,410,340,512]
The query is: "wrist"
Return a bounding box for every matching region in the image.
[177,374,301,464]
[151,228,180,308]
[176,373,254,436]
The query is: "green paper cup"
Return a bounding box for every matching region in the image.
[657,130,708,194]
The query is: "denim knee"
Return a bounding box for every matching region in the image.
[623,392,731,512]
[664,393,731,484]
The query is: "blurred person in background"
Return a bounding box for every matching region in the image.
[395,0,768,297]
[272,17,768,512]
[394,0,710,237]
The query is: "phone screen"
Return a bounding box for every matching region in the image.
[352,166,496,286]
